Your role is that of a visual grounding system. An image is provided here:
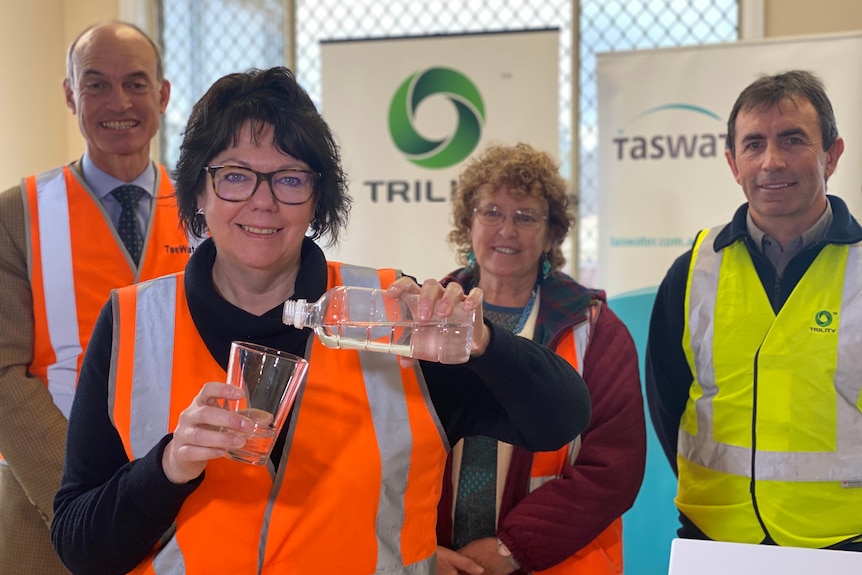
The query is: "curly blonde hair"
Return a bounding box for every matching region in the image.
[449,142,575,274]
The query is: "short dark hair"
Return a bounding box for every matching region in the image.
[726,70,838,155]
[174,67,350,245]
[66,21,165,83]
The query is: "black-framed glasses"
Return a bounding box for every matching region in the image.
[204,165,319,205]
[473,205,548,230]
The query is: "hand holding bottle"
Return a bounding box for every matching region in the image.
[386,277,490,367]
[283,277,485,365]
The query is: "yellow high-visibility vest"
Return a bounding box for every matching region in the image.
[678,227,862,548]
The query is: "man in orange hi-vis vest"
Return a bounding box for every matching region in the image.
[0,21,193,575]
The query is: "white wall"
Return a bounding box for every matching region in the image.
[0,1,70,188]
[0,0,132,189]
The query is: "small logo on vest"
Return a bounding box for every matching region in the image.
[163,244,196,255]
[810,310,837,334]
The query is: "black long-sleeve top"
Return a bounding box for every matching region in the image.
[52,237,591,574]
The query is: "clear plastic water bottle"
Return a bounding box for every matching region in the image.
[283,286,475,364]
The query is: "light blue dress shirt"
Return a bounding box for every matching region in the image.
[81,153,156,236]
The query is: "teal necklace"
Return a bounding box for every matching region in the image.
[483,282,540,335]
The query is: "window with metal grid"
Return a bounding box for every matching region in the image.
[578,0,736,285]
[158,0,737,283]
[158,0,287,172]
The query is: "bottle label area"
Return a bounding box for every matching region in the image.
[316,320,473,364]
[284,286,475,364]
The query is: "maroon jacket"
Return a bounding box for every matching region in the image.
[438,268,646,572]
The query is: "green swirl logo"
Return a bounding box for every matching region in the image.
[815,310,833,327]
[388,67,485,169]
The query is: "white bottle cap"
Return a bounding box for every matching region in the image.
[283,299,308,328]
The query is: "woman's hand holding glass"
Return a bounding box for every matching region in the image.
[161,382,254,484]
[386,277,490,368]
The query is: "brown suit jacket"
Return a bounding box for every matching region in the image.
[0,160,182,574]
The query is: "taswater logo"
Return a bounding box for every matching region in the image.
[636,103,722,122]
[612,103,726,161]
[388,67,485,169]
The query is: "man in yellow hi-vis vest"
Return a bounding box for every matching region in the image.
[0,22,192,575]
[647,69,862,552]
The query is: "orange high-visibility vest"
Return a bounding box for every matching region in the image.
[531,309,623,575]
[110,263,447,574]
[23,163,192,419]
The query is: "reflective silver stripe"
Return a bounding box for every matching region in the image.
[836,245,862,454]
[530,475,554,492]
[341,265,413,572]
[35,168,79,418]
[566,434,583,467]
[679,430,862,480]
[570,319,588,468]
[402,554,436,574]
[109,276,185,571]
[107,294,121,431]
[572,319,589,372]
[528,435,583,493]
[129,278,177,457]
[152,531,185,575]
[362,349,411,570]
[682,230,862,481]
[685,228,722,447]
[340,264,388,289]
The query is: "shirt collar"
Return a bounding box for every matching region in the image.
[81,153,157,201]
[745,200,833,253]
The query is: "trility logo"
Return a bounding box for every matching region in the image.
[388,67,485,169]
[815,310,833,327]
[810,310,837,334]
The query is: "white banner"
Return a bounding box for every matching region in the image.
[597,32,862,574]
[598,31,862,297]
[321,30,559,282]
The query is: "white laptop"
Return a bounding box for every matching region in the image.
[668,538,862,575]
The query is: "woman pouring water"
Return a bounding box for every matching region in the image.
[51,67,590,575]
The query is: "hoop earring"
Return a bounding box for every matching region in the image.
[193,208,206,231]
